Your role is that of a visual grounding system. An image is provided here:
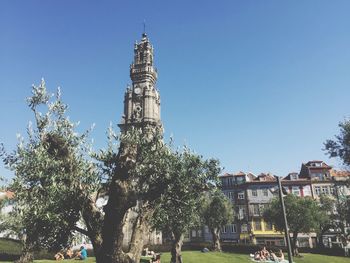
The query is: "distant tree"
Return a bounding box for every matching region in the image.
[334,196,350,246]
[201,190,234,252]
[324,119,350,168]
[0,191,23,240]
[316,195,334,248]
[263,195,328,256]
[324,119,350,246]
[152,152,220,263]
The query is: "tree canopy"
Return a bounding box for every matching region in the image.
[1,80,223,263]
[151,150,221,263]
[201,190,234,251]
[324,118,350,246]
[263,194,329,255]
[324,119,350,167]
[0,80,100,262]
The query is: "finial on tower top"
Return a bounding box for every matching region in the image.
[142,19,147,38]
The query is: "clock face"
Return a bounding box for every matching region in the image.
[134,87,141,95]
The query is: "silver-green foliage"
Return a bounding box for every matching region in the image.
[202,190,234,232]
[0,80,100,251]
[152,149,221,236]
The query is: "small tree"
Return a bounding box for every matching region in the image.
[316,195,334,247]
[263,195,328,256]
[324,119,350,167]
[0,80,99,262]
[324,119,350,247]
[202,190,234,252]
[152,151,220,263]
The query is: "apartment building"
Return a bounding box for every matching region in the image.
[214,161,350,248]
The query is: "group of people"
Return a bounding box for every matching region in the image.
[250,247,285,262]
[54,246,87,261]
[142,247,161,263]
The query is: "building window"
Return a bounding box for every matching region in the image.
[254,220,262,231]
[292,187,300,196]
[184,231,190,239]
[197,230,202,237]
[228,191,234,200]
[253,204,260,215]
[263,188,268,196]
[230,224,237,233]
[252,189,258,197]
[259,204,266,213]
[265,222,273,231]
[236,176,244,184]
[321,186,329,195]
[330,186,335,195]
[291,174,298,180]
[191,230,196,237]
[221,226,227,234]
[313,173,324,180]
[221,179,225,186]
[238,192,245,199]
[256,239,265,245]
[238,205,246,219]
[278,239,285,246]
[241,224,248,233]
[228,177,233,186]
[315,186,321,195]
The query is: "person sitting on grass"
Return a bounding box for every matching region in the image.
[149,253,161,263]
[278,249,285,261]
[269,249,285,262]
[75,246,88,260]
[65,247,74,259]
[54,251,64,261]
[252,251,261,261]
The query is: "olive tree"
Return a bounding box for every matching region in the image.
[202,190,234,252]
[2,80,217,263]
[0,80,99,262]
[152,151,221,263]
[263,195,328,256]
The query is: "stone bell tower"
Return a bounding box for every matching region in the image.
[119,33,162,132]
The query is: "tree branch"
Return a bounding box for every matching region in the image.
[73,225,89,236]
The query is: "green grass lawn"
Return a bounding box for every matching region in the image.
[2,251,348,263]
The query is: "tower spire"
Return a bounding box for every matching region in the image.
[143,20,146,36]
[118,33,161,133]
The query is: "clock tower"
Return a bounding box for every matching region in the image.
[119,33,162,132]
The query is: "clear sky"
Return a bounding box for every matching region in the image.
[1,0,349,182]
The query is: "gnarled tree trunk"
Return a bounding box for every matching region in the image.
[171,232,183,263]
[97,145,139,263]
[211,227,221,251]
[81,197,104,262]
[99,179,133,263]
[15,242,34,263]
[127,206,154,263]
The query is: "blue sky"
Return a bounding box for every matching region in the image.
[1,1,349,182]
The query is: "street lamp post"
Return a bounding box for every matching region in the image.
[276,176,293,263]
